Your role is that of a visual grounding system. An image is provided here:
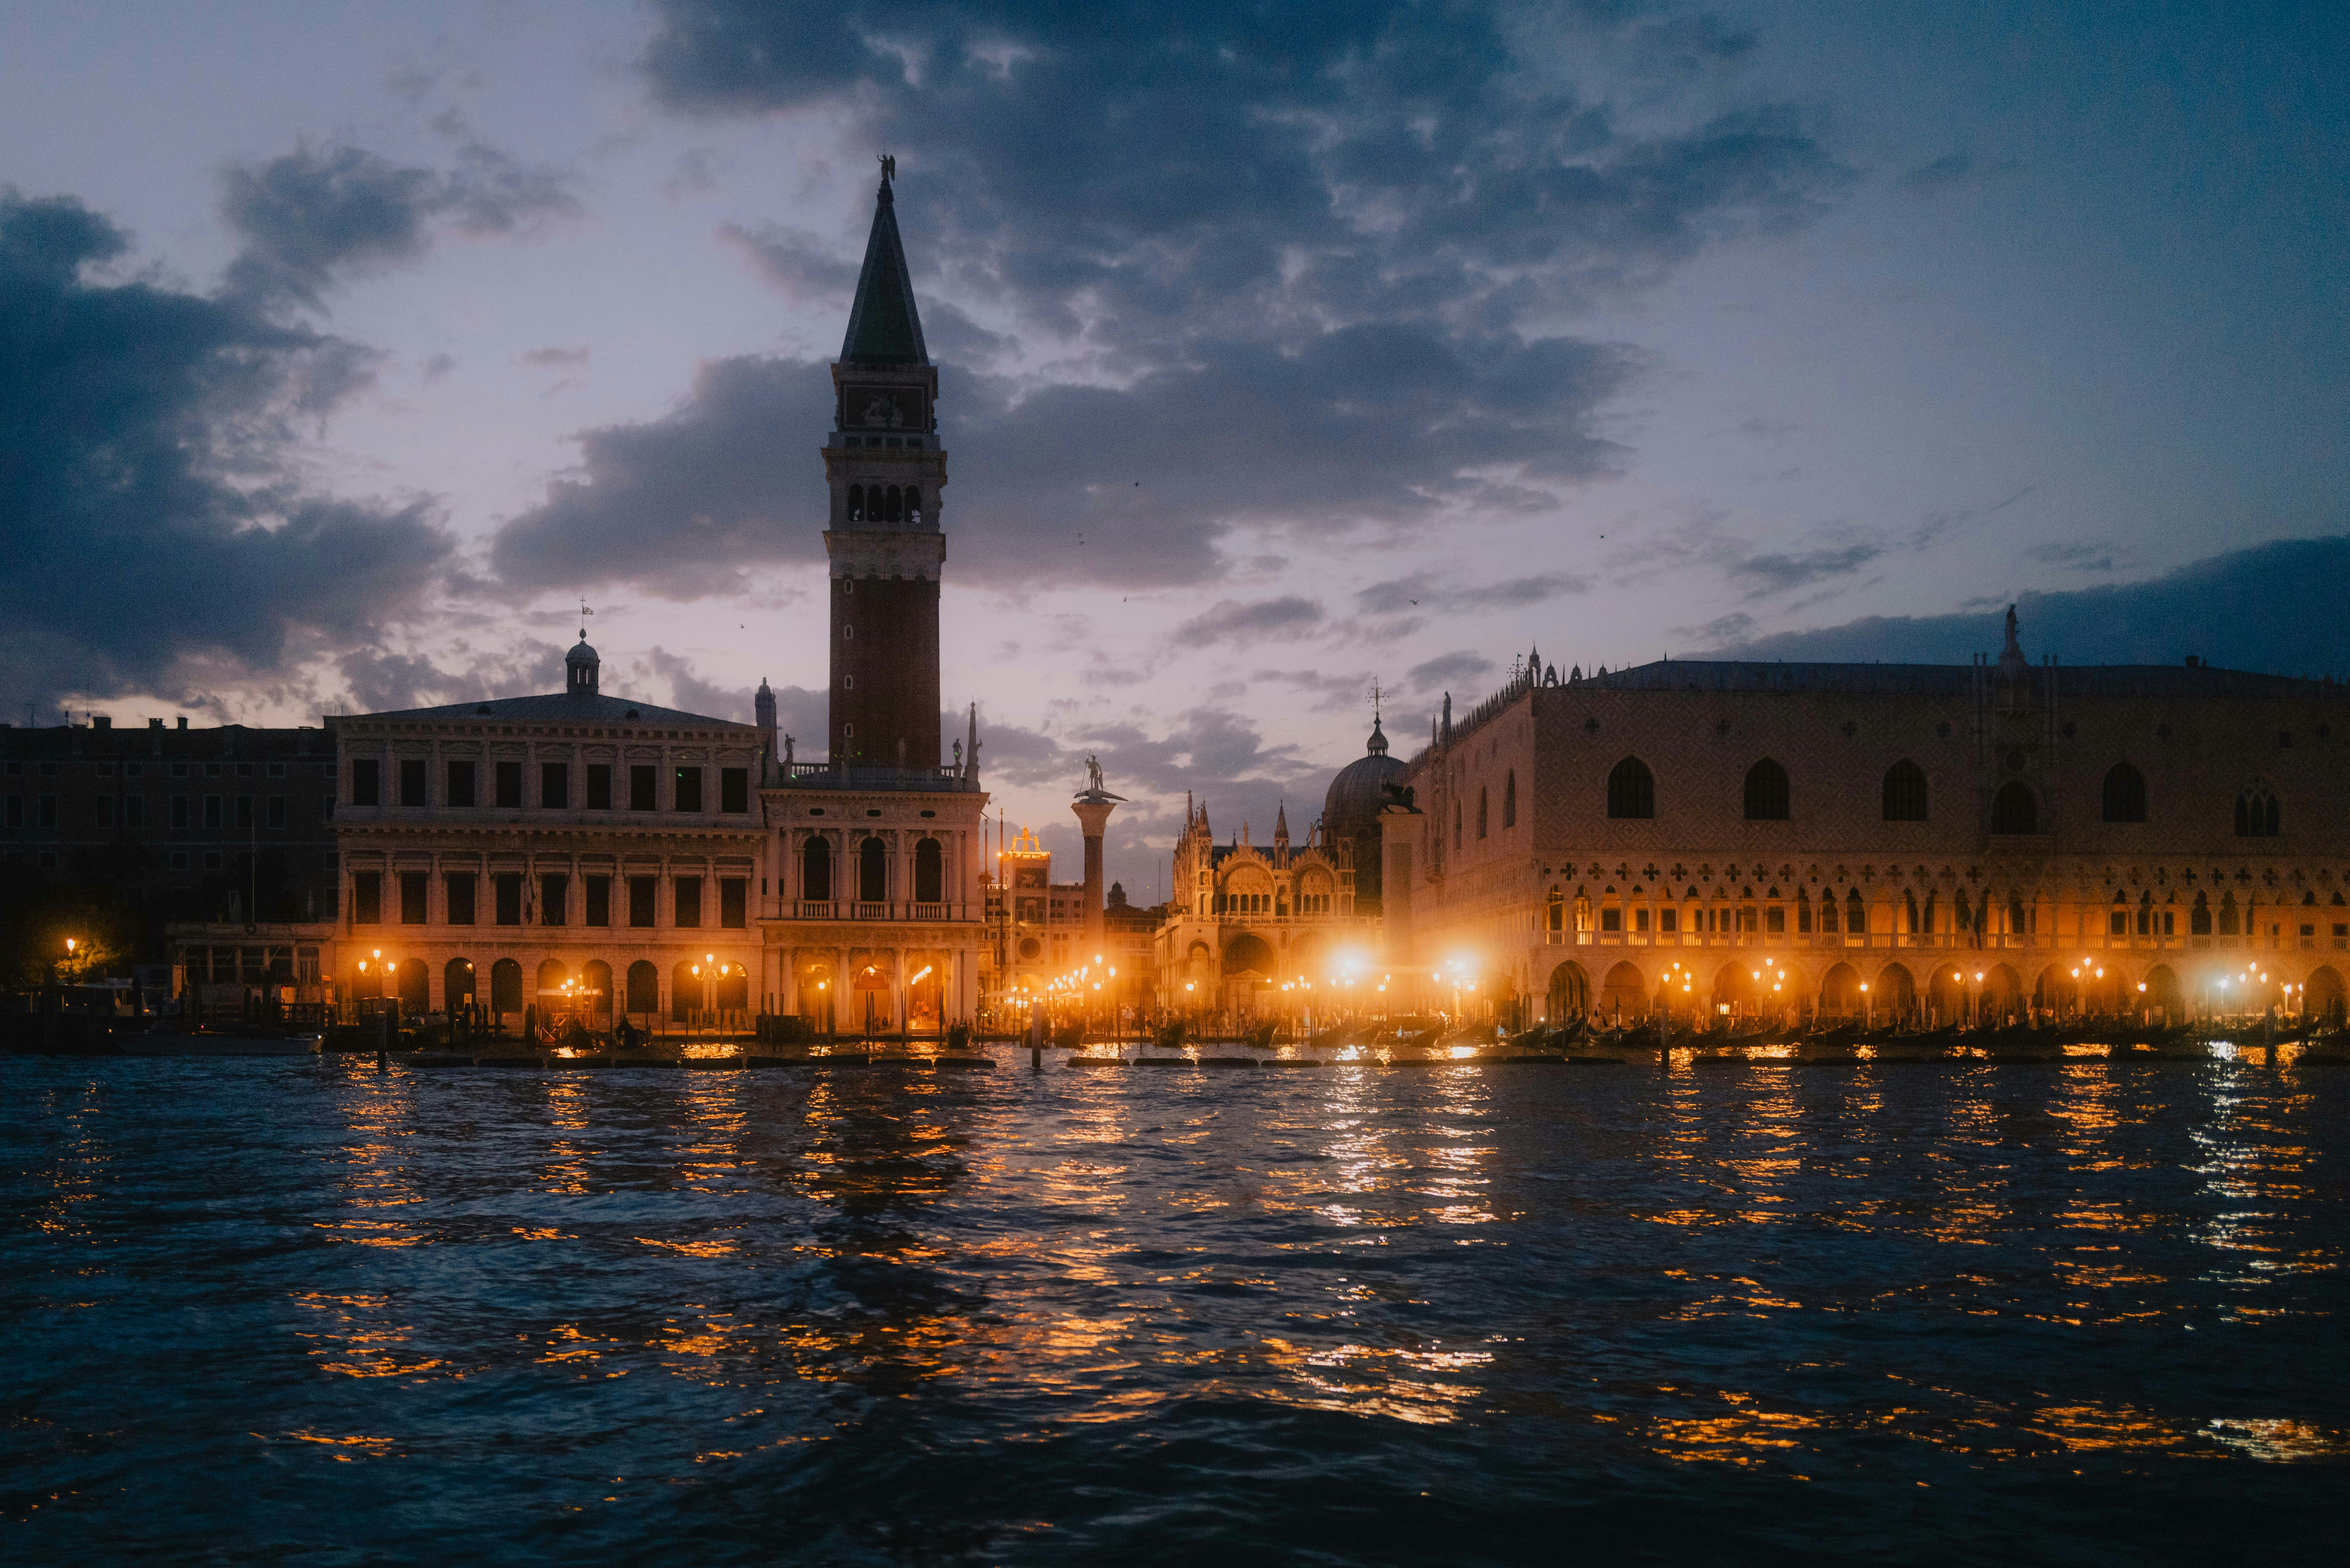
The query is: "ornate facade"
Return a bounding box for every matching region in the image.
[1381,614,2350,1025]
[1152,797,1372,1012]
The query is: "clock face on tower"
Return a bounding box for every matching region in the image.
[844,385,925,430]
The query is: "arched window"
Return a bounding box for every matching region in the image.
[2218,893,2240,936]
[905,488,922,524]
[1606,757,1654,819]
[847,484,864,523]
[801,836,832,901]
[858,836,888,902]
[1845,889,1867,934]
[444,957,475,1007]
[490,957,523,1013]
[884,486,903,523]
[1503,772,1517,829]
[626,959,659,1013]
[2235,789,2280,837]
[914,837,943,903]
[1743,758,1790,821]
[536,957,567,996]
[1991,782,2037,834]
[2190,892,2212,936]
[1476,786,1488,840]
[2102,762,2147,823]
[1882,760,1928,822]
[1545,884,1564,933]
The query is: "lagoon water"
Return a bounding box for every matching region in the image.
[3,1053,2344,1565]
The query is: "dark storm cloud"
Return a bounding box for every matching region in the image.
[0,191,455,704]
[508,2,1854,602]
[486,316,1631,595]
[222,142,577,307]
[492,327,1635,595]
[641,2,1848,340]
[1709,536,2350,678]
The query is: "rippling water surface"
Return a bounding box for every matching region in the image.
[4,1053,2344,1565]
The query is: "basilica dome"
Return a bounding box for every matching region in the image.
[1322,718,1404,840]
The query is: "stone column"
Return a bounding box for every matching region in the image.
[1071,794,1120,964]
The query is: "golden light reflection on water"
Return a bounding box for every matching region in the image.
[42,1049,2298,1492]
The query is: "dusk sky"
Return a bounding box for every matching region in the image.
[4,2,2344,892]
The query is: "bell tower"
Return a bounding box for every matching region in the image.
[824,160,944,769]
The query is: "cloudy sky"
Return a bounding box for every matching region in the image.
[3,1,2344,892]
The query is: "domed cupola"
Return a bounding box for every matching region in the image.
[565,637,600,695]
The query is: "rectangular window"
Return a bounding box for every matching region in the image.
[1634,906,1651,933]
[169,851,189,871]
[352,758,379,806]
[542,873,568,926]
[674,875,703,927]
[629,764,656,811]
[495,761,522,808]
[170,796,188,829]
[628,875,657,928]
[267,796,285,829]
[266,762,284,779]
[586,764,611,810]
[399,758,426,807]
[3,796,18,828]
[1819,901,1838,934]
[353,872,382,924]
[494,873,522,926]
[1660,908,1679,934]
[201,795,221,829]
[541,761,568,809]
[674,767,703,812]
[125,796,145,829]
[399,871,428,924]
[236,796,253,829]
[1600,907,1621,933]
[38,795,57,828]
[446,873,477,925]
[94,796,114,829]
[2110,911,2129,936]
[721,768,749,813]
[2161,912,2176,936]
[585,875,611,927]
[447,760,476,807]
[720,878,747,929]
[1765,905,1786,934]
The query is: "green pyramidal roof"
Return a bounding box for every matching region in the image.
[840,177,929,367]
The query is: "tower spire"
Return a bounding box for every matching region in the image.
[840,159,928,367]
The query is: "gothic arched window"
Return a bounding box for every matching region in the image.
[1606,757,1654,819]
[846,484,864,523]
[1503,771,1517,829]
[914,837,943,903]
[1476,786,1488,840]
[1844,889,1867,934]
[801,836,832,902]
[1743,758,1790,821]
[1882,759,1928,822]
[2235,789,2280,837]
[2102,762,2147,823]
[858,836,888,902]
[1991,781,2037,834]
